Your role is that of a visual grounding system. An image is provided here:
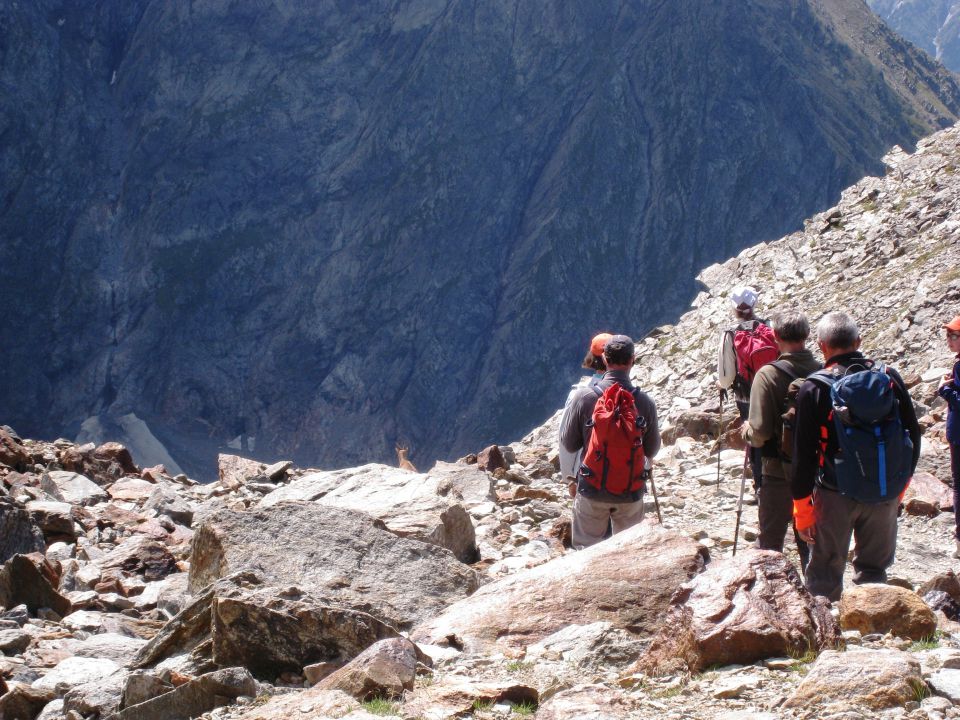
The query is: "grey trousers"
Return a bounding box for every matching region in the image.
[572,494,645,550]
[757,476,793,552]
[805,488,899,601]
[757,474,810,571]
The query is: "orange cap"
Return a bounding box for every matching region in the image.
[944,316,960,332]
[590,333,613,357]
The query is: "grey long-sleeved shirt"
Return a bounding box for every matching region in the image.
[559,369,660,503]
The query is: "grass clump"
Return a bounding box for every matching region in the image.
[361,697,400,716]
[512,700,537,716]
[506,660,531,673]
[910,678,931,702]
[909,632,942,652]
[472,698,495,711]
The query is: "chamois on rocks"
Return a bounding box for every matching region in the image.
[396,444,417,472]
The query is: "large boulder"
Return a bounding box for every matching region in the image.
[839,584,938,640]
[632,549,839,675]
[0,554,72,617]
[259,464,480,562]
[0,497,45,563]
[783,648,924,712]
[188,503,480,629]
[114,666,256,720]
[411,523,707,655]
[134,573,403,679]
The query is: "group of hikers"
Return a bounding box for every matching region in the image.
[560,286,960,602]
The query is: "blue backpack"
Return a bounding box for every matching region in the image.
[808,361,913,503]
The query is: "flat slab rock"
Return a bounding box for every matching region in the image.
[632,549,839,674]
[535,683,635,720]
[410,522,707,655]
[783,647,924,712]
[189,503,480,630]
[259,462,487,562]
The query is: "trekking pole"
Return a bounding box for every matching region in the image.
[715,392,725,491]
[732,452,748,556]
[648,468,663,524]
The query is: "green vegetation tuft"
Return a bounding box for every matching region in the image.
[909,632,942,652]
[512,701,537,716]
[361,697,400,716]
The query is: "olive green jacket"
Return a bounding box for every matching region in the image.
[743,349,822,480]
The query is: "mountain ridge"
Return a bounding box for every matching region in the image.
[3,0,960,480]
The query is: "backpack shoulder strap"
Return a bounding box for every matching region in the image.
[771,359,799,381]
[589,379,605,398]
[806,368,838,390]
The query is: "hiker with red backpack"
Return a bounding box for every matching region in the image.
[792,312,921,600]
[937,315,960,559]
[740,311,821,567]
[559,333,612,483]
[560,335,661,549]
[717,286,778,492]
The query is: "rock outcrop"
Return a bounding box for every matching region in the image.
[411,523,706,655]
[188,503,480,628]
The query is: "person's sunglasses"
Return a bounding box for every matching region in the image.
[948,331,960,340]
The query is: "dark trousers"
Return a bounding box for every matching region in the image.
[737,400,763,490]
[952,444,960,541]
[805,488,899,601]
[757,475,810,570]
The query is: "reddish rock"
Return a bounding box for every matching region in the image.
[99,536,179,583]
[411,523,707,654]
[217,454,262,489]
[402,679,538,720]
[141,465,169,483]
[510,486,558,502]
[632,549,839,675]
[107,478,157,502]
[784,648,923,712]
[0,553,72,617]
[315,637,424,700]
[0,428,30,469]
[903,471,952,513]
[839,585,937,640]
[94,443,139,475]
[476,445,508,472]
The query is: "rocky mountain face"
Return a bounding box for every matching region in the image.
[869,0,960,72]
[3,0,960,479]
[4,119,960,720]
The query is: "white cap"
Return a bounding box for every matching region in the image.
[730,285,758,308]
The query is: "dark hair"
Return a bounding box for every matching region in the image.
[582,351,607,372]
[604,338,635,366]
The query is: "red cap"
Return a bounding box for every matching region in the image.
[590,333,613,356]
[945,316,960,332]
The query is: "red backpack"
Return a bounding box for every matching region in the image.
[732,322,778,387]
[580,383,646,495]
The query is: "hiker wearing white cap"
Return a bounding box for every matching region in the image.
[717,285,777,492]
